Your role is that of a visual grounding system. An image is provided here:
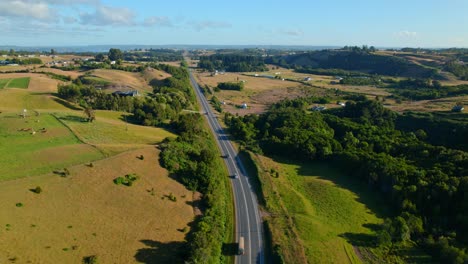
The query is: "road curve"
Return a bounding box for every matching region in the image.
[189,70,264,264]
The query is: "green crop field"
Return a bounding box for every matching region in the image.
[0,78,11,89]
[0,113,103,181]
[6,77,30,89]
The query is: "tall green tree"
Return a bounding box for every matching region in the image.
[108,48,123,61]
[95,53,105,62]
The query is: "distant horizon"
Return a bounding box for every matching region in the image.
[1,44,467,53]
[0,1,467,47]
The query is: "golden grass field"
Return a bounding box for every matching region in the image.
[0,69,190,263]
[141,68,172,82]
[33,67,82,79]
[0,147,194,264]
[91,69,153,93]
[194,70,307,115]
[56,110,175,155]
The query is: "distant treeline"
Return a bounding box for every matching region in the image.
[266,50,439,78]
[389,78,468,100]
[225,97,468,263]
[198,54,267,72]
[123,49,183,62]
[3,58,43,65]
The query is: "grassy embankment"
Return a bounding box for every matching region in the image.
[241,152,390,263]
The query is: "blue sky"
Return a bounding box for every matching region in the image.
[0,0,467,47]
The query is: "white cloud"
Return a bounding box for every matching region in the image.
[16,0,99,5]
[79,5,136,26]
[396,30,417,38]
[0,1,52,20]
[143,16,173,27]
[191,20,231,31]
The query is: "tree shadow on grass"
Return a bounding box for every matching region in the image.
[273,157,392,220]
[51,97,82,110]
[58,115,86,123]
[339,232,377,248]
[134,240,187,264]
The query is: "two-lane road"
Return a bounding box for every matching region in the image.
[189,70,264,264]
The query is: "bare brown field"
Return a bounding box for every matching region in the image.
[0,65,35,72]
[0,147,194,264]
[195,71,309,115]
[91,69,152,93]
[33,67,82,79]
[159,61,182,67]
[196,71,300,92]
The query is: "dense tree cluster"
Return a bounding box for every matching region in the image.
[445,61,468,80]
[339,76,381,86]
[217,82,244,91]
[225,97,468,263]
[390,78,468,100]
[198,54,267,72]
[57,64,195,127]
[159,113,229,263]
[108,48,123,61]
[123,48,183,62]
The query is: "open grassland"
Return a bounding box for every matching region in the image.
[196,70,300,92]
[142,67,172,82]
[54,110,175,155]
[0,65,35,72]
[91,69,152,93]
[250,153,389,264]
[195,70,308,115]
[33,67,82,79]
[0,89,70,111]
[0,113,104,181]
[0,147,194,264]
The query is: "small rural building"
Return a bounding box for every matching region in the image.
[452,105,464,112]
[110,61,116,65]
[241,103,248,109]
[304,77,312,81]
[311,105,327,111]
[113,90,140,97]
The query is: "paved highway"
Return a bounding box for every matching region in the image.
[189,70,264,264]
